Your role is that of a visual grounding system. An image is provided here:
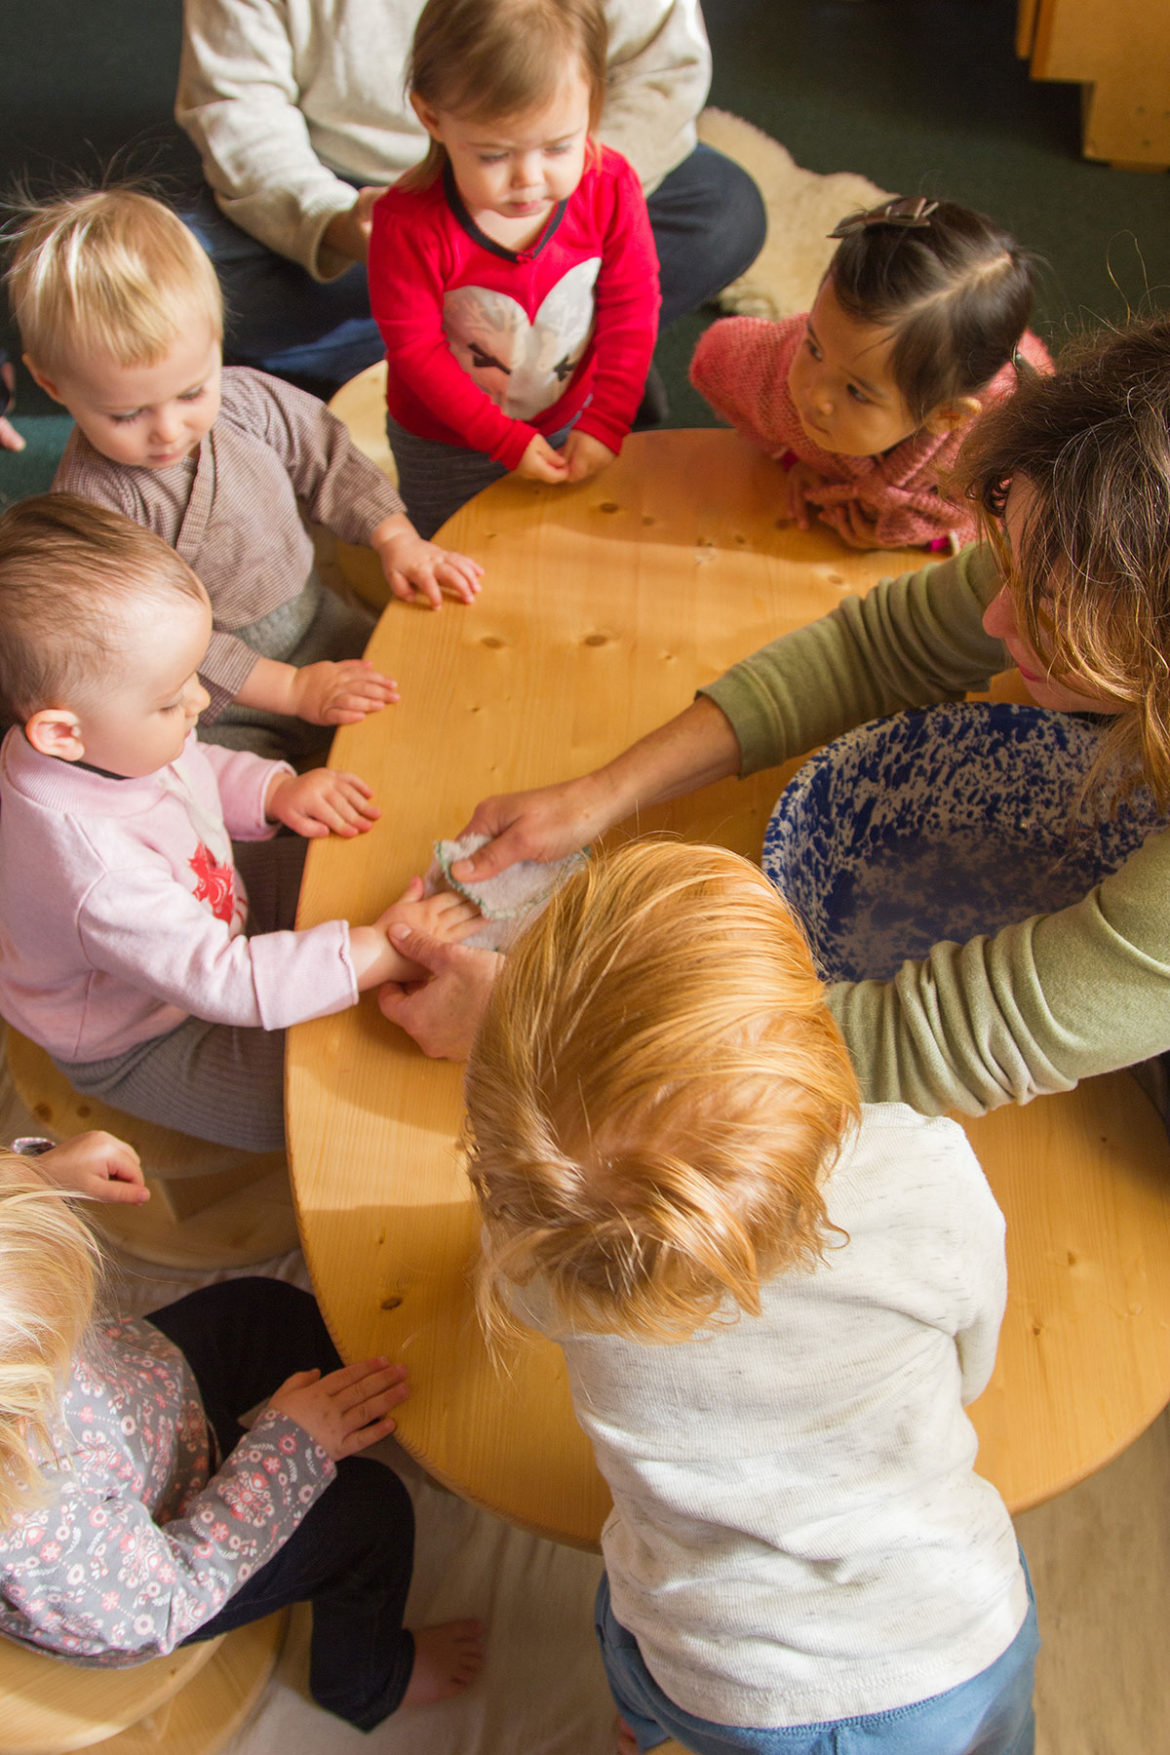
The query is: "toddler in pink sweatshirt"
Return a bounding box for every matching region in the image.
[690,197,1050,552]
[0,496,479,1151]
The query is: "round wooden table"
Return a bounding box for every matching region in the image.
[289,429,1170,1545]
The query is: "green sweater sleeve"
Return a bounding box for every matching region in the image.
[702,542,1170,1116]
[828,826,1170,1115]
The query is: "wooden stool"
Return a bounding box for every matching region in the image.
[0,1611,286,1755]
[5,1032,299,1271]
[328,363,398,612]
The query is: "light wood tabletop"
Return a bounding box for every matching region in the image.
[288,428,1170,1545]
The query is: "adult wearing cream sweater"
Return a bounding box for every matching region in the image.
[176,0,765,393]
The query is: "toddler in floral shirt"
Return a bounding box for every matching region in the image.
[0,1147,483,1724]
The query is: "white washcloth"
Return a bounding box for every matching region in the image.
[425,834,587,952]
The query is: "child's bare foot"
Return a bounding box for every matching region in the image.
[400,1619,484,1707]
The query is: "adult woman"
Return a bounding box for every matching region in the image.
[381,314,1170,1116]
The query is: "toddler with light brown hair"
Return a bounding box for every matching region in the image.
[6,186,483,762]
[464,841,1038,1755]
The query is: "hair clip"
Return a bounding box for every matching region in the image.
[828,197,940,241]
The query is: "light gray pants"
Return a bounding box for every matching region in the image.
[55,841,307,1154]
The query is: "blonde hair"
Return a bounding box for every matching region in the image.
[6,187,222,375]
[465,842,860,1344]
[403,0,607,191]
[0,1153,102,1527]
[0,494,208,723]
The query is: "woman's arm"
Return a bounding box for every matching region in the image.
[453,695,741,883]
[831,825,1170,1114]
[457,544,1006,882]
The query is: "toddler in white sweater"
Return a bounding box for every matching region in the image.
[464,841,1039,1755]
[0,496,478,1150]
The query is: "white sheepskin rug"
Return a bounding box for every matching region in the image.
[696,107,891,320]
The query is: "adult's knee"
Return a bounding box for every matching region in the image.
[648,145,767,327]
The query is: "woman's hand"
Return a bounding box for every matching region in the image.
[378,928,504,1060]
[450,773,617,884]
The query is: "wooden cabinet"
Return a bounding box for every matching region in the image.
[1019,0,1170,170]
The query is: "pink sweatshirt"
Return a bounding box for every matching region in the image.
[690,315,1053,550]
[0,730,357,1062]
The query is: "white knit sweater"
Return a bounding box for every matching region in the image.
[177,0,711,278]
[522,1103,1027,1728]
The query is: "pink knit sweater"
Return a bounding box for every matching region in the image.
[690,315,1052,550]
[0,730,357,1062]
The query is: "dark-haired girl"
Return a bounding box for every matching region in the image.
[690,197,1050,551]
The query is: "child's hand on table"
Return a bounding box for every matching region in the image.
[267,1357,409,1460]
[774,459,826,531]
[372,515,484,609]
[266,769,381,839]
[515,433,570,484]
[560,430,616,484]
[349,876,482,989]
[288,658,400,726]
[834,500,882,549]
[28,1132,149,1204]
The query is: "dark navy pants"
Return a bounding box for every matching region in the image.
[150,1278,416,1732]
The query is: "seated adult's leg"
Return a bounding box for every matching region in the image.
[181,187,384,398]
[646,144,767,330]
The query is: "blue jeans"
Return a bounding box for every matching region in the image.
[595,1562,1039,1755]
[183,144,766,395]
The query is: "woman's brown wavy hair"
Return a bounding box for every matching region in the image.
[961,312,1170,806]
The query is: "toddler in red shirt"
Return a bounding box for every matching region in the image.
[369,0,660,536]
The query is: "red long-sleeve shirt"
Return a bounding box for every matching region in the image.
[369,147,660,469]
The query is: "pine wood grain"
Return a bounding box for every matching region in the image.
[289,429,1170,1545]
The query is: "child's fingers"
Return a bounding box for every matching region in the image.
[332,781,381,822]
[335,1372,410,1429]
[424,889,480,924]
[334,1413,402,1457]
[392,874,426,906]
[316,1356,397,1396]
[392,567,443,610]
[285,810,333,838]
[94,1177,152,1206]
[331,771,375,798]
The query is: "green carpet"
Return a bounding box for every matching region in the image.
[3,0,1168,499]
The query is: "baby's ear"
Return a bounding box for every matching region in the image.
[924,395,981,437]
[24,708,85,763]
[21,356,64,405]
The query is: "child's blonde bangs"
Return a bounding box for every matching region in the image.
[8,189,223,374]
[0,1155,102,1527]
[466,842,859,1345]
